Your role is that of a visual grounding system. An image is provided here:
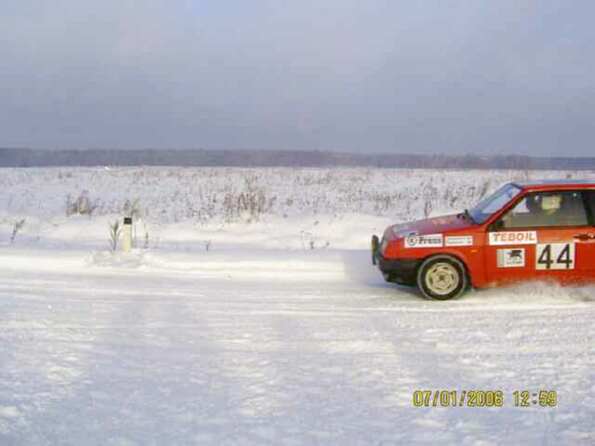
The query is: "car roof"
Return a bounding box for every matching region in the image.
[511,179,595,191]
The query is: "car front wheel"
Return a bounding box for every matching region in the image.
[416,255,468,300]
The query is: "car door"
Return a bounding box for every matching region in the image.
[577,190,595,280]
[485,190,592,286]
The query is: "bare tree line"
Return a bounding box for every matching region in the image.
[1,148,594,170]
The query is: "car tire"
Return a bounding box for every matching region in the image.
[416,255,468,300]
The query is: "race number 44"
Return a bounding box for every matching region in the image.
[536,243,575,270]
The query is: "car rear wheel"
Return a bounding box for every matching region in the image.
[417,255,468,300]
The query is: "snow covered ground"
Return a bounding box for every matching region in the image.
[1,167,594,444]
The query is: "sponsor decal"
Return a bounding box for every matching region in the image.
[405,233,443,248]
[497,248,526,268]
[536,243,575,270]
[445,235,474,247]
[489,231,537,246]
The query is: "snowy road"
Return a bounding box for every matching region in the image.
[0,249,594,445]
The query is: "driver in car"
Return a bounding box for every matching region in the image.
[528,193,563,226]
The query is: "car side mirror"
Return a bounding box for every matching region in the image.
[492,219,505,231]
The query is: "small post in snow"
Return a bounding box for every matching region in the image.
[122,217,133,252]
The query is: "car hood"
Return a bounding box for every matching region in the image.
[389,213,476,238]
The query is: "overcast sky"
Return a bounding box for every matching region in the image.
[1,1,594,155]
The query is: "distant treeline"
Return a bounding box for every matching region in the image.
[1,148,594,170]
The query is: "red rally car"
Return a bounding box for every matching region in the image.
[371,180,595,300]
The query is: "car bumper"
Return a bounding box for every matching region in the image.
[371,235,420,285]
[377,256,420,285]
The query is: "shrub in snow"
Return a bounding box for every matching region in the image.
[122,198,142,220]
[66,191,97,216]
[108,220,122,252]
[10,219,25,244]
[423,200,433,218]
[299,230,330,250]
[478,180,491,200]
[223,175,273,223]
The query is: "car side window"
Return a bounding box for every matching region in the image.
[499,191,588,229]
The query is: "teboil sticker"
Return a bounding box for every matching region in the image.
[405,234,443,248]
[445,235,473,247]
[489,231,537,246]
[497,248,526,268]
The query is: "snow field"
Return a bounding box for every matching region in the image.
[0,167,594,444]
[1,166,593,251]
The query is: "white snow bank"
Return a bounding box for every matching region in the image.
[0,247,593,445]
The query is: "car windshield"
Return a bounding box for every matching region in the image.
[468,183,522,224]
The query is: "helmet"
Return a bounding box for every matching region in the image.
[541,194,562,212]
